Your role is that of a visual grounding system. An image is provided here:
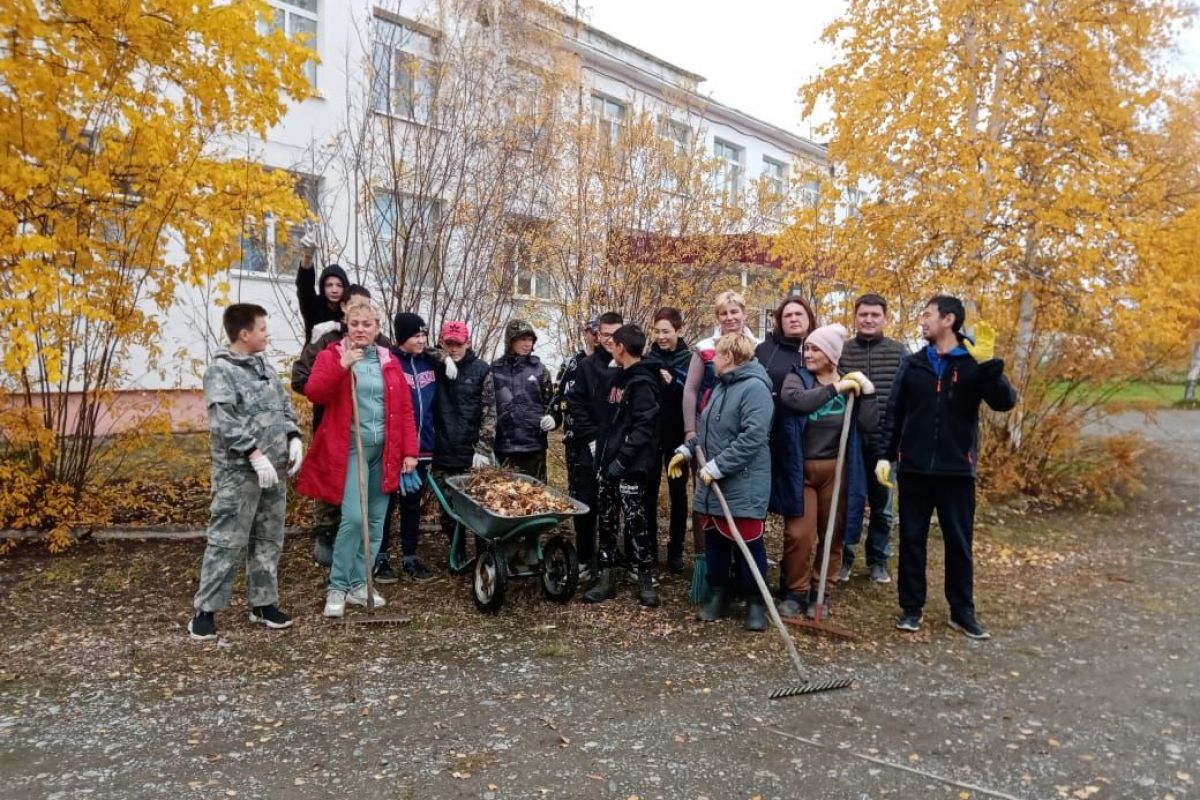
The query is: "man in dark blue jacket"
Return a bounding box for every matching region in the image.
[879,296,1017,639]
[375,312,439,583]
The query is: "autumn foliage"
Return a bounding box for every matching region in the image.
[0,1,313,547]
[777,0,1200,501]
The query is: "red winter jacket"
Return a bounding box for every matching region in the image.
[297,341,419,505]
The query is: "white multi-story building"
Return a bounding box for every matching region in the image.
[140,0,827,431]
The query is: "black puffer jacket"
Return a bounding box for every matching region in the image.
[882,347,1018,478]
[838,334,909,452]
[597,360,662,478]
[433,350,495,471]
[645,339,692,451]
[492,353,553,454]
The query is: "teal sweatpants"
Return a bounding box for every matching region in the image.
[330,442,389,591]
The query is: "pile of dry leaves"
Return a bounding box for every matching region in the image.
[463,469,574,517]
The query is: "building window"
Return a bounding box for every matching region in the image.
[658,116,691,156]
[714,139,743,201]
[265,0,319,87]
[233,172,321,274]
[371,192,442,287]
[801,178,821,208]
[372,17,437,123]
[591,94,627,150]
[510,237,553,301]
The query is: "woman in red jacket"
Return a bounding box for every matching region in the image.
[297,297,418,617]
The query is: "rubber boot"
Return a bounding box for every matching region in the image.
[583,569,616,603]
[745,601,767,632]
[696,587,731,622]
[312,531,334,567]
[637,571,660,608]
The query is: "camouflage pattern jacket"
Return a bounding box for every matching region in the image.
[204,349,301,471]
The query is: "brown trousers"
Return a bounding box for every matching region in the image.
[782,458,847,598]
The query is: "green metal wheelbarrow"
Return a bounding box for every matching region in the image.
[426,472,590,613]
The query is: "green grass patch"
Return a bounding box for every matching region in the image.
[1052,380,1190,410]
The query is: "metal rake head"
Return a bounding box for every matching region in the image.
[769,677,854,699]
[333,615,413,627]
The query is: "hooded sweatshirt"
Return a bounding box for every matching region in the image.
[295,263,349,342]
[597,359,662,477]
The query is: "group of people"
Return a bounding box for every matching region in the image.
[187,246,1017,643]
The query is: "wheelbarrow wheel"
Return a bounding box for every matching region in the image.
[473,543,507,613]
[541,535,579,603]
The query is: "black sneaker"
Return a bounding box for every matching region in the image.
[666,554,685,574]
[250,604,293,630]
[188,611,217,641]
[895,612,923,632]
[948,614,991,640]
[402,558,434,582]
[373,558,399,584]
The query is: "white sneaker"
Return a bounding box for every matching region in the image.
[346,584,386,608]
[323,589,347,618]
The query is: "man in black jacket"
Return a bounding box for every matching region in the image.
[565,312,623,569]
[491,320,556,481]
[838,293,910,584]
[583,324,662,608]
[879,295,1017,639]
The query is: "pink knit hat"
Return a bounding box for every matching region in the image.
[806,323,848,366]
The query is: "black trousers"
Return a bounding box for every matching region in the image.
[497,450,547,482]
[596,472,653,571]
[644,448,689,564]
[897,473,976,616]
[566,443,598,567]
[380,460,430,561]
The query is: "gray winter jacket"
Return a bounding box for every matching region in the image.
[693,359,775,520]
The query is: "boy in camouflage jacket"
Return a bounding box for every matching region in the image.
[188,304,304,641]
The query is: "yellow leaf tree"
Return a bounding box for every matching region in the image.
[779,0,1200,496]
[0,0,313,544]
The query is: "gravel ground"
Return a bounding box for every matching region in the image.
[1,411,1197,800]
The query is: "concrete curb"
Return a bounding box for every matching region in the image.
[1,523,443,542]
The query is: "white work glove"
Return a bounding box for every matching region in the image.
[843,371,876,396]
[539,414,556,432]
[287,438,304,477]
[875,459,894,489]
[250,451,280,489]
[310,319,340,344]
[299,221,318,251]
[443,358,458,381]
[588,441,597,458]
[472,452,492,470]
[698,459,723,486]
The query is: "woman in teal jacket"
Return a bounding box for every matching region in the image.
[673,333,774,631]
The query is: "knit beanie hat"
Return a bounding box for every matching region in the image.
[807,323,848,366]
[393,312,428,345]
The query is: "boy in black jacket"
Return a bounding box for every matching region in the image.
[583,324,662,608]
[879,295,1017,639]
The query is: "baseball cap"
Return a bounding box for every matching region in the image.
[440,320,470,344]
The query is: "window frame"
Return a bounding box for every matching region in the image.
[371,14,439,124]
[713,138,744,202]
[264,0,320,88]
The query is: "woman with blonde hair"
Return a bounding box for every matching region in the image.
[679,291,761,596]
[671,332,774,630]
[297,297,419,617]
